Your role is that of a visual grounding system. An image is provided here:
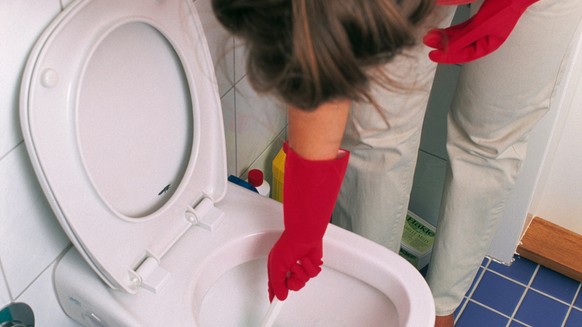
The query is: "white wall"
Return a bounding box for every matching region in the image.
[529,21,582,235]
[1,1,75,324]
[0,0,285,324]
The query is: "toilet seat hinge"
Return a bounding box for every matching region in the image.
[185,197,224,231]
[130,256,170,293]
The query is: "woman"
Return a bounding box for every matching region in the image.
[212,0,439,302]
[212,1,582,326]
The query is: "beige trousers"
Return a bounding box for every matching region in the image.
[332,0,582,315]
[332,6,457,251]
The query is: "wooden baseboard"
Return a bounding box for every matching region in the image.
[517,216,582,282]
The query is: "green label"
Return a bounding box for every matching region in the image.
[401,214,435,254]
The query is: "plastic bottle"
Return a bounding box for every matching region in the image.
[248,169,271,197]
[228,175,258,193]
[271,146,286,202]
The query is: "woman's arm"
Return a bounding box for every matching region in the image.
[287,99,350,161]
[267,99,351,302]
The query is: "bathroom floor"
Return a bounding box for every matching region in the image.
[451,256,582,327]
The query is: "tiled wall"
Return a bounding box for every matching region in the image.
[195,0,287,181]
[0,0,285,325]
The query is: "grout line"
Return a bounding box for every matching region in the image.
[487,268,531,287]
[219,85,235,99]
[512,318,533,327]
[506,263,539,326]
[12,244,73,301]
[0,141,25,162]
[575,284,582,310]
[561,283,581,327]
[239,130,286,178]
[0,257,14,302]
[528,286,579,307]
[233,82,238,174]
[467,298,513,320]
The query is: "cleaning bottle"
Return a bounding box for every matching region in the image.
[248,169,271,197]
[271,146,286,202]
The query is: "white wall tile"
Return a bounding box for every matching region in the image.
[0,266,10,307]
[0,145,69,297]
[194,0,235,97]
[16,260,81,326]
[235,77,286,176]
[234,38,247,84]
[221,88,237,175]
[241,131,286,186]
[0,1,61,158]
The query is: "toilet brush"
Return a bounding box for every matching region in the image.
[260,298,284,327]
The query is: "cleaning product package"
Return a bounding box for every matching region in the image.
[399,211,436,270]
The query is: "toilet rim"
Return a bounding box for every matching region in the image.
[20,0,227,294]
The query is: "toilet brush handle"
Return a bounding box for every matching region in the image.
[261,298,284,327]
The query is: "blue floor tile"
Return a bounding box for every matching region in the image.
[575,289,582,309]
[456,301,509,327]
[515,290,569,327]
[565,308,582,327]
[471,271,525,316]
[530,266,580,303]
[455,256,581,326]
[488,256,537,285]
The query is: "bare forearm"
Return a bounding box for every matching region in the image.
[287,99,350,160]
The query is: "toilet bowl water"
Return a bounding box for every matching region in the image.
[20,0,435,325]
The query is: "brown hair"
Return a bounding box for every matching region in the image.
[212,0,435,110]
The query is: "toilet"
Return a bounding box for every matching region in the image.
[19,0,435,326]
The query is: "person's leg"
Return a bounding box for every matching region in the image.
[427,0,582,319]
[332,7,456,252]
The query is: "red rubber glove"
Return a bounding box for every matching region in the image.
[424,0,538,64]
[267,142,349,301]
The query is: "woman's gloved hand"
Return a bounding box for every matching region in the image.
[267,142,349,301]
[424,0,539,64]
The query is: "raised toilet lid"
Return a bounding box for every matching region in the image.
[20,0,227,294]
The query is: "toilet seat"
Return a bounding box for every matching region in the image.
[20,0,227,294]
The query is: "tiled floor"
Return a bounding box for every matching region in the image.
[453,256,582,327]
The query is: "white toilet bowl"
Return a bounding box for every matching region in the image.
[20,0,435,326]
